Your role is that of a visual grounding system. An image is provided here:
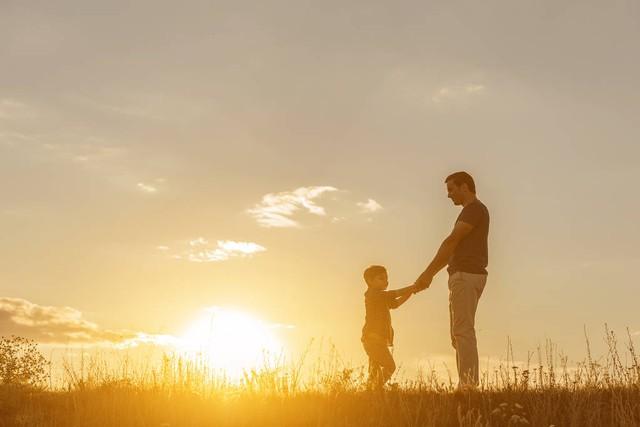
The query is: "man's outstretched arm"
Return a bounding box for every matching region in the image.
[415,221,474,289]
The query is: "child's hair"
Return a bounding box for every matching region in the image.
[363,265,387,286]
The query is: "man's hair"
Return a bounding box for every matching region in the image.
[363,265,387,286]
[445,171,476,194]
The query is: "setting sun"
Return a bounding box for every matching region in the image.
[177,307,282,378]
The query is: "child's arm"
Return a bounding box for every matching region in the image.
[389,292,412,309]
[388,284,417,299]
[388,284,418,309]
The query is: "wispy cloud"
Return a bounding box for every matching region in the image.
[0,297,178,347]
[163,238,266,262]
[0,99,36,120]
[357,199,383,213]
[432,84,485,104]
[0,297,136,344]
[248,187,385,227]
[68,92,207,123]
[0,114,138,190]
[116,333,179,349]
[0,131,37,148]
[0,298,296,350]
[136,178,166,194]
[137,182,158,193]
[247,186,339,228]
[38,141,127,166]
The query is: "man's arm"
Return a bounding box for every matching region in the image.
[415,221,474,289]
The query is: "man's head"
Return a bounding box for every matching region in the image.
[363,265,388,290]
[445,171,476,206]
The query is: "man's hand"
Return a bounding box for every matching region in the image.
[413,276,432,292]
[413,220,474,294]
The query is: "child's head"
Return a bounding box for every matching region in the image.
[363,265,388,290]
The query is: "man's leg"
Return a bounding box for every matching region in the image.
[449,296,461,377]
[448,272,487,386]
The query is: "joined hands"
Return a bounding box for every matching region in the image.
[412,275,432,293]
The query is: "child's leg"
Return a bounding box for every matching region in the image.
[363,341,381,387]
[379,348,396,384]
[368,355,382,387]
[363,341,396,386]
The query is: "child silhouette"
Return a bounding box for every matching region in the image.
[361,265,417,388]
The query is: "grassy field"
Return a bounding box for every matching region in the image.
[2,329,640,426]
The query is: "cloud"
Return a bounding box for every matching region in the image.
[0,297,180,347]
[136,178,167,194]
[357,199,383,213]
[167,238,267,262]
[0,297,137,344]
[38,141,127,165]
[68,92,207,123]
[0,298,294,351]
[0,99,36,120]
[432,84,486,104]
[0,131,37,148]
[116,333,180,349]
[248,187,384,227]
[137,182,158,193]
[0,119,136,190]
[247,186,339,228]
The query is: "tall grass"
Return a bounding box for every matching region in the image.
[3,328,640,426]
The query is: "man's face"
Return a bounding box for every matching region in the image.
[446,180,464,206]
[371,272,389,290]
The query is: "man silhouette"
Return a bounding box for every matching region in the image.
[414,171,490,387]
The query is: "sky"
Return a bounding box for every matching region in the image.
[1,0,640,379]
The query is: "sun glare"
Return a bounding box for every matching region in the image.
[177,307,282,378]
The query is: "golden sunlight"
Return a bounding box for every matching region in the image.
[177,307,282,378]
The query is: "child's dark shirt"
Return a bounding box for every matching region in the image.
[361,288,400,346]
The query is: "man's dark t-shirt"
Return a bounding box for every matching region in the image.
[361,289,399,346]
[447,199,490,275]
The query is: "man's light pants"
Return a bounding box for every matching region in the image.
[448,271,487,386]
